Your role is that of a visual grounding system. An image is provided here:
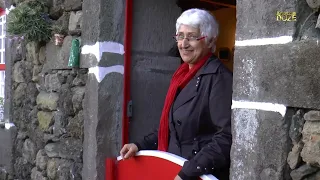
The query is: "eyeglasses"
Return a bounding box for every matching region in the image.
[173,34,207,42]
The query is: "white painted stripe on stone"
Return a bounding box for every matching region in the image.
[81,41,125,62]
[232,100,287,117]
[117,150,218,180]
[235,36,293,46]
[89,65,124,83]
[6,5,15,15]
[5,123,15,130]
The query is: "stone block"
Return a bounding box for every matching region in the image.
[236,0,296,40]
[13,62,25,83]
[0,128,16,177]
[36,92,59,111]
[43,36,74,72]
[44,74,62,92]
[287,141,303,169]
[36,149,48,170]
[39,46,46,65]
[37,111,54,131]
[290,164,318,180]
[69,11,82,31]
[52,111,67,136]
[304,171,320,180]
[32,65,43,83]
[13,83,27,107]
[50,0,64,19]
[301,121,320,165]
[304,110,320,121]
[44,138,82,161]
[26,42,40,65]
[31,167,47,180]
[230,109,290,180]
[64,0,82,11]
[233,40,320,109]
[306,0,320,9]
[47,158,82,180]
[289,110,305,144]
[59,84,74,116]
[56,12,70,32]
[72,86,85,113]
[22,139,36,164]
[72,72,87,86]
[66,110,83,139]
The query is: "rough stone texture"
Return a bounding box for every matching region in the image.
[304,171,320,180]
[44,74,62,92]
[304,110,320,121]
[47,158,81,180]
[37,111,54,131]
[35,149,48,170]
[52,111,67,137]
[234,40,320,110]
[69,11,83,31]
[56,12,70,32]
[31,167,47,180]
[301,121,320,165]
[72,86,85,113]
[43,36,74,72]
[32,65,43,83]
[290,164,318,180]
[306,0,320,9]
[316,14,320,29]
[50,0,65,19]
[13,61,26,83]
[22,139,37,164]
[230,109,291,180]
[0,128,16,178]
[26,42,40,65]
[66,111,83,139]
[290,110,305,144]
[287,141,303,169]
[44,138,82,161]
[64,0,82,11]
[36,92,59,111]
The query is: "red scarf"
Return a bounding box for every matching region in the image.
[157,53,212,151]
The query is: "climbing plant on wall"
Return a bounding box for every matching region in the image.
[6,0,52,43]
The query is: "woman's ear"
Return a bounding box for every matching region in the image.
[207,38,215,48]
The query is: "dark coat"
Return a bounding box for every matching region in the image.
[135,56,233,180]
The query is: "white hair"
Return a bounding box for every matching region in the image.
[176,8,219,52]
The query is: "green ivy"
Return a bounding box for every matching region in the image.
[7,0,52,43]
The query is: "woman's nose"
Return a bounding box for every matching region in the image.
[181,39,190,48]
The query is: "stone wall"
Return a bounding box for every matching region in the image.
[231,0,320,179]
[287,109,320,180]
[3,0,85,179]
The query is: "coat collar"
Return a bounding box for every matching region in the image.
[195,55,221,77]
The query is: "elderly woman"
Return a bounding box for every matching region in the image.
[120,8,232,180]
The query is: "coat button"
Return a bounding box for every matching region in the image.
[176,143,180,148]
[177,120,182,125]
[194,137,197,141]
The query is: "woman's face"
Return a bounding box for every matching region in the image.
[177,25,212,68]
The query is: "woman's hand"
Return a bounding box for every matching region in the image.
[174,175,182,180]
[120,143,138,159]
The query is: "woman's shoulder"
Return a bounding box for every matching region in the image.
[206,56,233,76]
